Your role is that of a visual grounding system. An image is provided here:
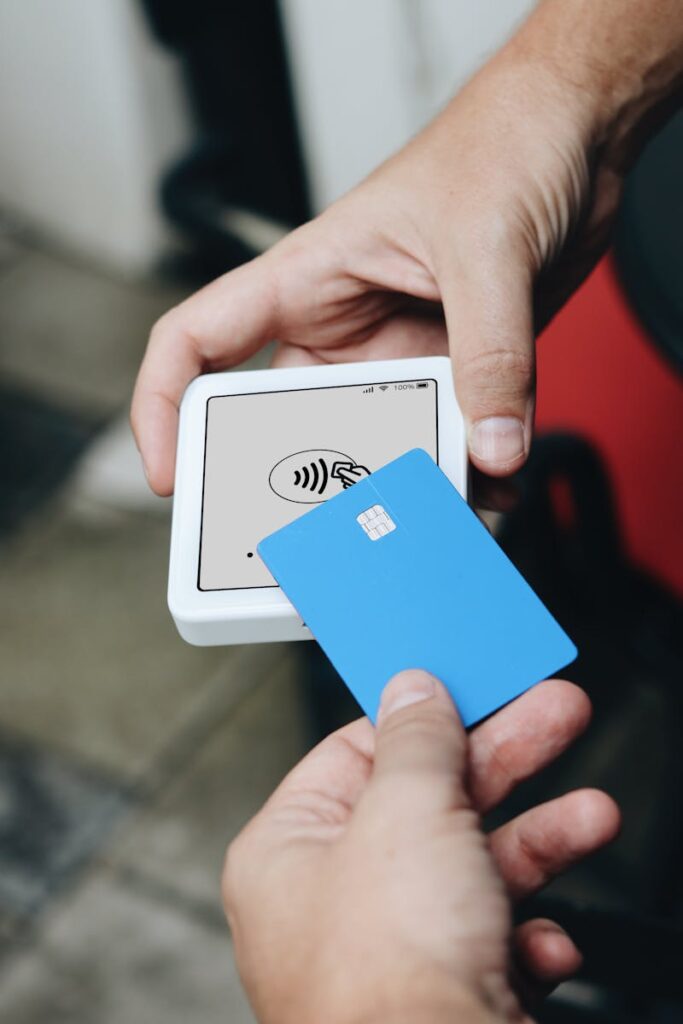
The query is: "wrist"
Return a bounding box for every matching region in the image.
[358,997,501,1024]
[346,977,508,1024]
[371,997,501,1024]
[506,0,683,169]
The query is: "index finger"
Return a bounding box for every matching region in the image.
[259,717,376,828]
[131,255,281,495]
[468,679,591,814]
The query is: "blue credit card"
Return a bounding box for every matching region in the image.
[258,449,577,726]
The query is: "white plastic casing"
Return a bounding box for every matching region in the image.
[168,357,467,645]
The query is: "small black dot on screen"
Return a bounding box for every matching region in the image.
[247,552,254,558]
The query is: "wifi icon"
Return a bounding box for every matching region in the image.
[379,385,389,391]
[293,457,329,496]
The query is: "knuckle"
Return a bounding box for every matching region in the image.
[148,311,169,342]
[454,203,528,265]
[148,308,177,348]
[128,401,139,438]
[381,702,455,751]
[450,208,519,256]
[128,392,147,444]
[468,209,518,259]
[459,346,534,400]
[516,826,556,883]
[221,833,250,914]
[464,345,534,382]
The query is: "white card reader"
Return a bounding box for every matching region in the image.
[169,357,467,645]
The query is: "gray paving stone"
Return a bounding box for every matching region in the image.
[0,241,276,421]
[0,909,26,961]
[107,648,309,911]
[0,218,25,277]
[0,732,130,918]
[0,506,235,781]
[0,246,188,415]
[0,870,255,1024]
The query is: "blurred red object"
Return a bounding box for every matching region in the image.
[536,254,683,597]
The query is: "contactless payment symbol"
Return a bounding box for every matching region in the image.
[269,449,371,505]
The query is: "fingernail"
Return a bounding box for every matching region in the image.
[469,416,526,468]
[379,670,436,722]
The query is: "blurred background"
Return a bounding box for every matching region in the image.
[0,2,682,1022]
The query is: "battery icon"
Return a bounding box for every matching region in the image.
[416,381,429,389]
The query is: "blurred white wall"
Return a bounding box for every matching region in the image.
[0,1,535,269]
[280,0,534,210]
[0,0,190,272]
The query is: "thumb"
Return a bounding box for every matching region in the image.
[440,247,535,477]
[370,670,470,815]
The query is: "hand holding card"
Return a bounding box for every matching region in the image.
[258,449,577,726]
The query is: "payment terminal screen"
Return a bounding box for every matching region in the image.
[199,379,438,590]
